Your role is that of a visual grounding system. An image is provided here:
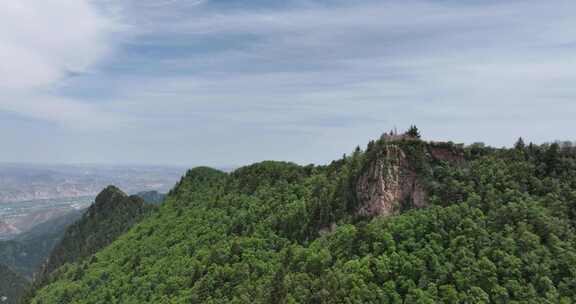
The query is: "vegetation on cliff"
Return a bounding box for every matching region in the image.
[29,133,576,303]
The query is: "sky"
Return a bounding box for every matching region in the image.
[1,0,575,167]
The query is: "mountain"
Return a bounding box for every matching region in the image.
[0,209,84,278]
[15,209,85,244]
[35,186,156,285]
[135,190,166,205]
[1,206,83,240]
[29,134,576,303]
[0,264,28,304]
[0,164,183,204]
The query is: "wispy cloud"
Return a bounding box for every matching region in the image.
[0,0,121,127]
[2,0,576,164]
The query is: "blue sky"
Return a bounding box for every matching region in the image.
[1,0,575,166]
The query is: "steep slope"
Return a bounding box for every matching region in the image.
[37,186,155,282]
[0,209,84,278]
[0,264,28,304]
[29,136,576,303]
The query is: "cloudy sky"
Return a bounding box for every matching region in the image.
[1,0,575,166]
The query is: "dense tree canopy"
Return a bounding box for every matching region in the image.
[31,186,156,293]
[29,135,576,304]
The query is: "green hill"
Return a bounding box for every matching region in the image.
[29,135,576,303]
[35,186,156,285]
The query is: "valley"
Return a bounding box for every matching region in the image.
[0,197,92,240]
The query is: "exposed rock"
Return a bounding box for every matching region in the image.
[428,143,465,163]
[356,144,426,217]
[318,223,337,236]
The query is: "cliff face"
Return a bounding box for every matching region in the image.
[429,143,465,163]
[356,144,426,217]
[356,141,463,217]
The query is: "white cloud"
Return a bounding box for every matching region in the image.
[101,0,576,153]
[2,0,576,164]
[0,0,119,126]
[1,94,123,128]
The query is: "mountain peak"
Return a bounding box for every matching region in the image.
[94,185,127,203]
[32,185,154,290]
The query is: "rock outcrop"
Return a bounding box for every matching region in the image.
[429,143,465,163]
[356,141,464,217]
[356,144,426,217]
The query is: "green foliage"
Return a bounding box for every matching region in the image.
[29,138,576,304]
[406,125,421,139]
[30,186,156,296]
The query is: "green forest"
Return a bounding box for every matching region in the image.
[28,132,576,303]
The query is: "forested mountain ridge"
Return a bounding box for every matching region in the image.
[32,186,156,290]
[29,132,576,303]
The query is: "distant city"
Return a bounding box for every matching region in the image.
[0,164,186,240]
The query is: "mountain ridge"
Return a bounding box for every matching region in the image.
[35,186,156,284]
[27,133,576,303]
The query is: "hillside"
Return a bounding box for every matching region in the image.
[0,164,182,203]
[35,186,156,284]
[29,134,576,303]
[0,264,28,304]
[0,209,84,278]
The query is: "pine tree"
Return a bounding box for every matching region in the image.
[406,125,421,139]
[514,137,526,150]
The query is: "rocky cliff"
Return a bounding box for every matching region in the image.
[356,144,426,217]
[356,141,463,217]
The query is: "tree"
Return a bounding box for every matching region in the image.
[406,125,421,139]
[514,137,526,150]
